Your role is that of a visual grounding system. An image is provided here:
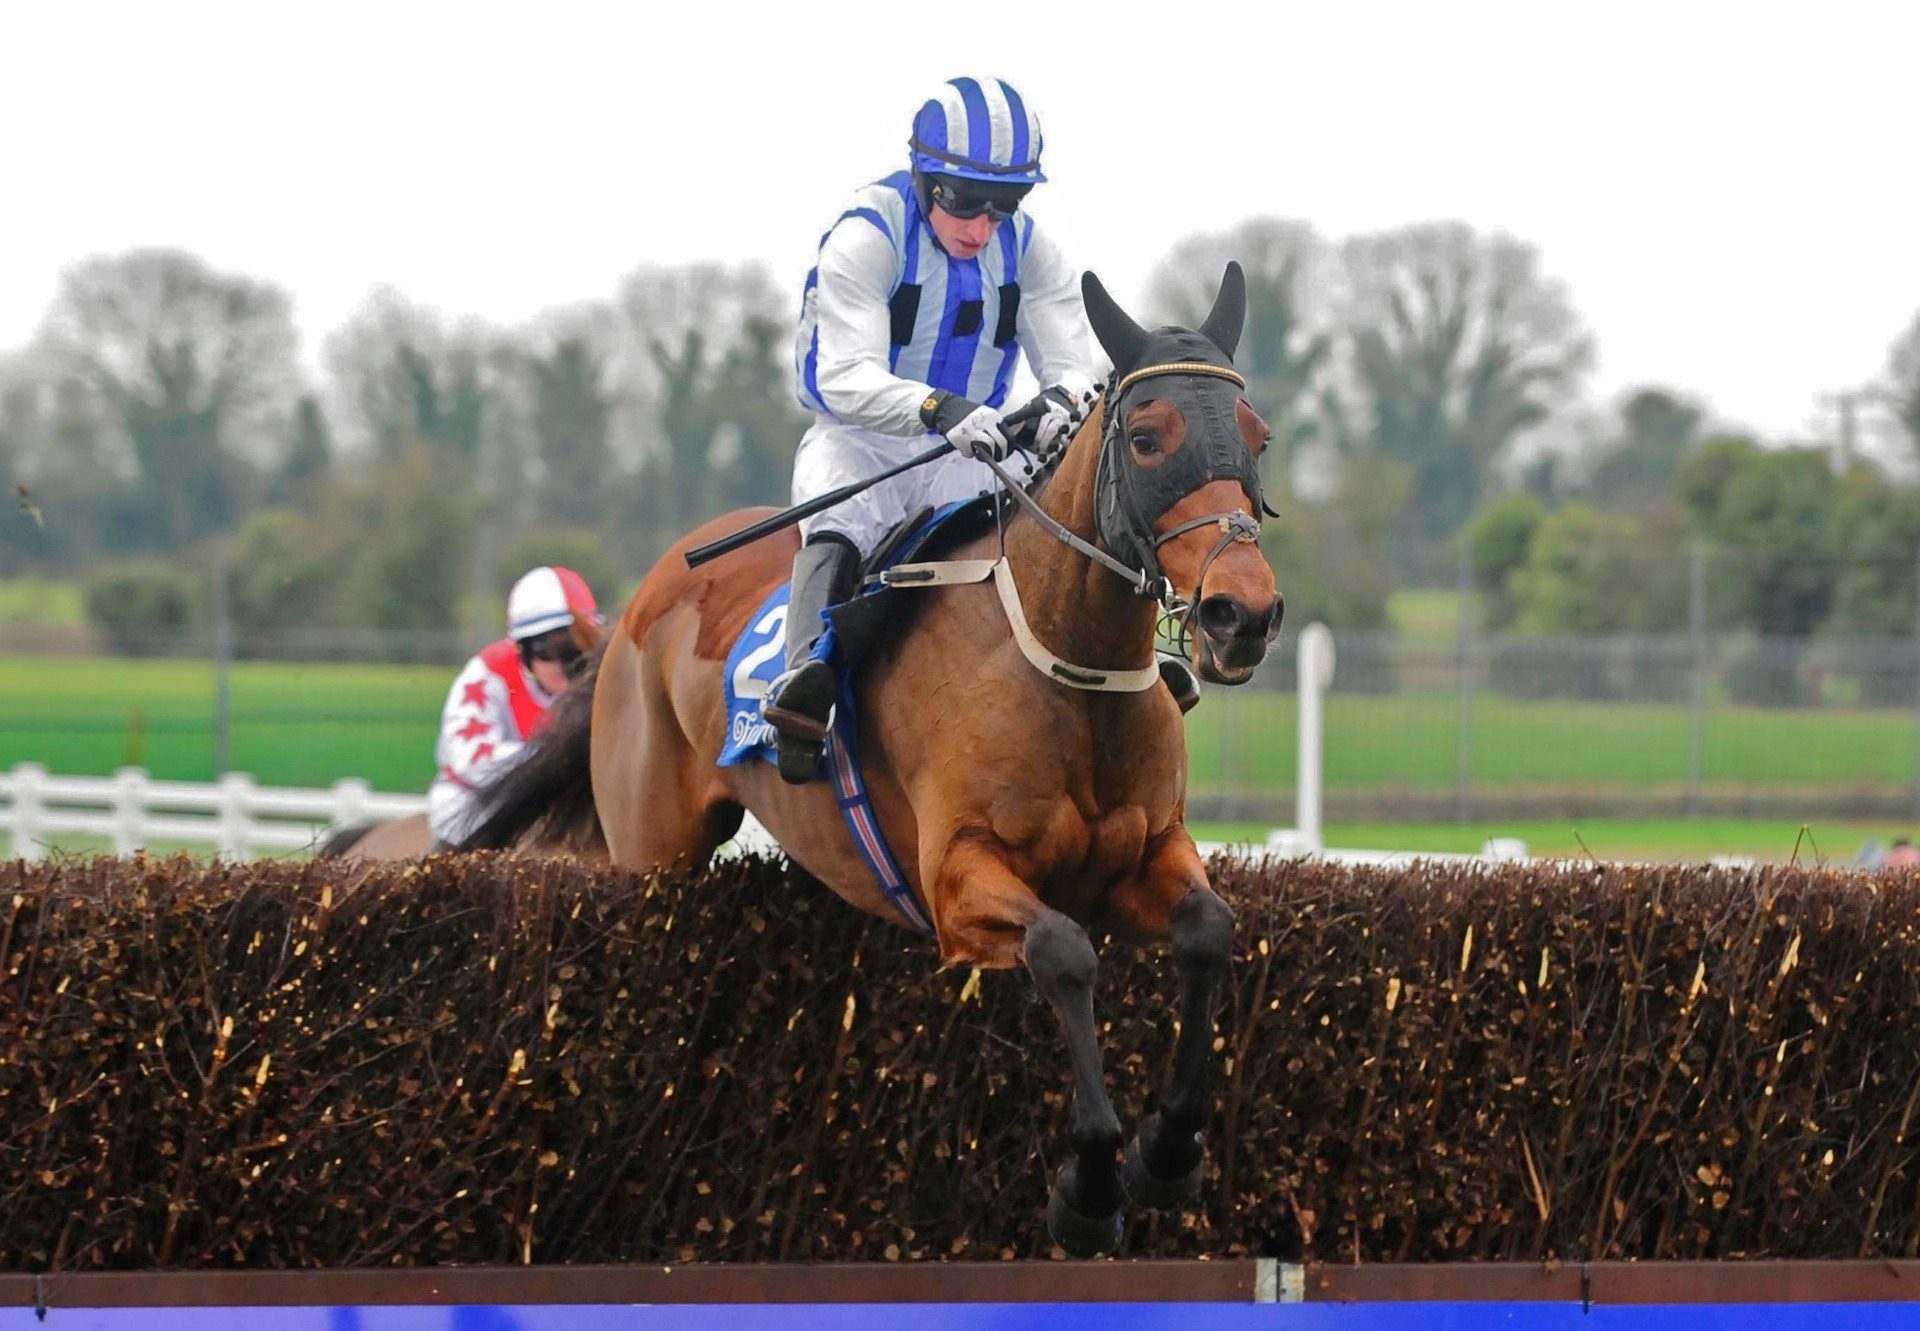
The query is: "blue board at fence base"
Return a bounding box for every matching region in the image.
[9,1303,1920,1329]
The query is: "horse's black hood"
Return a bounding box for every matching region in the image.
[1082,264,1266,586]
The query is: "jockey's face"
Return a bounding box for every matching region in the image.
[530,656,573,696]
[929,204,995,259]
[521,626,583,696]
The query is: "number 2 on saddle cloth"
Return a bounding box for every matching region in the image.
[719,498,998,935]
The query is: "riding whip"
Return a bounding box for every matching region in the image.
[683,400,1048,569]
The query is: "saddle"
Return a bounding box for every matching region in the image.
[719,494,1006,773]
[828,491,1009,673]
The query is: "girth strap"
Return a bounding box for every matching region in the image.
[879,556,1161,693]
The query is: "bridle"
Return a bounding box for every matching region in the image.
[929,360,1265,685]
[1096,359,1266,655]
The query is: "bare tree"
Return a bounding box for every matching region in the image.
[1333,223,1594,560]
[324,290,523,642]
[324,288,500,463]
[614,262,797,530]
[500,303,623,527]
[615,262,791,385]
[1145,219,1335,491]
[37,249,300,547]
[1891,312,1920,460]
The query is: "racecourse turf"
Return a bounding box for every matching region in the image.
[7,654,1920,801]
[0,655,448,793]
[0,818,1900,865]
[1196,816,1897,864]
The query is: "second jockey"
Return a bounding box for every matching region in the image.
[764,75,1101,783]
[426,565,603,846]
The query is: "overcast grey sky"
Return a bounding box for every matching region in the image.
[3,0,1914,440]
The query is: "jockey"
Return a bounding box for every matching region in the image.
[425,565,603,846]
[765,76,1102,783]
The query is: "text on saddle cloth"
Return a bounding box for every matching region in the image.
[716,501,996,936]
[718,497,990,770]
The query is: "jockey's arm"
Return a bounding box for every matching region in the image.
[810,220,941,438]
[435,658,527,794]
[1014,222,1101,403]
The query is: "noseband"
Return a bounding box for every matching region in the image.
[1096,359,1266,660]
[888,361,1267,694]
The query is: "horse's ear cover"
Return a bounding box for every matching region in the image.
[1082,271,1149,375]
[1089,262,1266,587]
[1198,261,1246,360]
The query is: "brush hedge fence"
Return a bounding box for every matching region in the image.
[3,850,1918,1268]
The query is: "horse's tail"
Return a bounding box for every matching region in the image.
[315,822,372,859]
[457,650,605,852]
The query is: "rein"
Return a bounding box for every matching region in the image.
[882,361,1265,693]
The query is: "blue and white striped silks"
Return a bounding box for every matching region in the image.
[907,75,1045,183]
[796,172,1032,421]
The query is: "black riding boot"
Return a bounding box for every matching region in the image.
[1159,655,1202,714]
[763,535,861,784]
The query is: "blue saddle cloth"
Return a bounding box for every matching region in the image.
[717,499,993,935]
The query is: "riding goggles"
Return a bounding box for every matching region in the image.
[926,175,1029,222]
[523,631,582,665]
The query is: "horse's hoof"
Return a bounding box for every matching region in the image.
[1047,1163,1125,1258]
[1121,1115,1205,1212]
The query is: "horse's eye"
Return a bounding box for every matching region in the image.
[1129,430,1160,456]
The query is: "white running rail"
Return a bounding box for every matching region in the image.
[0,763,426,862]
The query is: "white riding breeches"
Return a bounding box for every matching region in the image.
[792,419,1035,555]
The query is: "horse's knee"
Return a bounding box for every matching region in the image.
[1172,889,1235,973]
[1022,909,1099,1004]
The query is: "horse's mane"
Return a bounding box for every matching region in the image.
[456,647,606,852]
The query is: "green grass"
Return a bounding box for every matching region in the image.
[1184,688,1920,792]
[8,652,1920,809]
[1386,588,1464,644]
[1191,817,1893,864]
[14,818,1894,868]
[0,578,85,626]
[1,656,448,792]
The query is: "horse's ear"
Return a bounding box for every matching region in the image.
[571,612,607,656]
[1082,270,1148,374]
[1199,260,1246,361]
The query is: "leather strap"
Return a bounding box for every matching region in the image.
[877,556,1160,692]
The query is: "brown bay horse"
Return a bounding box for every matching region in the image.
[466,264,1281,1254]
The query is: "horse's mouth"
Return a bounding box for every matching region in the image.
[1196,630,1267,685]
[1201,659,1256,685]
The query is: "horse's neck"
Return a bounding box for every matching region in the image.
[1003,403,1158,671]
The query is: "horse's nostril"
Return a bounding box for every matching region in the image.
[1198,596,1247,638]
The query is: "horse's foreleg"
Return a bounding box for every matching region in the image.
[1024,907,1127,1254]
[1108,833,1236,1210]
[931,837,1124,1256]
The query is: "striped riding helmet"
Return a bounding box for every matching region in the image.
[506,566,601,642]
[908,77,1045,186]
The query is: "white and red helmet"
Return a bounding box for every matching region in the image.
[506,566,602,642]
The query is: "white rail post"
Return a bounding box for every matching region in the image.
[216,771,256,860]
[111,766,146,856]
[331,777,372,832]
[11,762,49,864]
[1295,623,1336,854]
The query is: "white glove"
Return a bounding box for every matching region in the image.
[947,403,1010,460]
[1026,378,1099,450]
[919,390,1009,461]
